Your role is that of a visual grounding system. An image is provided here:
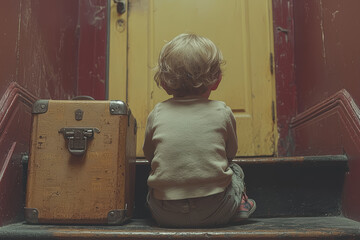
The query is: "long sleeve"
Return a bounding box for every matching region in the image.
[143,109,155,161]
[225,106,238,160]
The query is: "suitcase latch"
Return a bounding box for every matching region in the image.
[59,128,100,156]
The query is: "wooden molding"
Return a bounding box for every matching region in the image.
[290,89,360,221]
[0,82,37,133]
[0,82,36,171]
[291,89,360,131]
[290,89,360,155]
[0,82,36,226]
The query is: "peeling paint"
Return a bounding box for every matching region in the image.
[23,16,62,97]
[15,0,22,83]
[304,2,310,23]
[88,0,106,29]
[319,0,327,64]
[57,28,65,61]
[22,4,31,30]
[332,10,339,22]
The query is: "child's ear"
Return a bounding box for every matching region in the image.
[210,74,222,91]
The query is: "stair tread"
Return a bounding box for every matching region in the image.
[136,155,348,165]
[1,217,359,239]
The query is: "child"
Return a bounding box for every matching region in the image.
[143,33,256,227]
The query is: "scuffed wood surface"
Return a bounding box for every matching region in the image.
[0,217,359,239]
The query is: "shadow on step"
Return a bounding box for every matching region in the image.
[134,156,347,218]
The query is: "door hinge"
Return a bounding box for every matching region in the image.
[270,52,274,75]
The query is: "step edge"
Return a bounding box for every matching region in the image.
[136,155,348,165]
[1,217,359,239]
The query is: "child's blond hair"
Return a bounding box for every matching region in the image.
[154,33,224,96]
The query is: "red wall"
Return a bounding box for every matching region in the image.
[0,0,107,226]
[0,0,79,100]
[77,0,108,100]
[294,0,360,112]
[291,0,360,221]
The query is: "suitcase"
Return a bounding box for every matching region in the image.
[25,98,137,224]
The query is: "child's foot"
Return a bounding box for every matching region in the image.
[233,193,256,220]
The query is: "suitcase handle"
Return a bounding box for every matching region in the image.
[72,96,95,100]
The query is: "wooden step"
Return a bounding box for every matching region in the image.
[134,155,348,218]
[0,217,359,239]
[136,155,349,166]
[233,155,348,166]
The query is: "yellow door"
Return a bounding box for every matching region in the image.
[109,0,277,157]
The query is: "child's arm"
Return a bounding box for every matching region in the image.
[225,107,238,161]
[143,110,155,161]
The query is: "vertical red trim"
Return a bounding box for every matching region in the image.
[272,0,297,156]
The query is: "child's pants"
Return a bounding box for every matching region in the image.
[147,163,245,227]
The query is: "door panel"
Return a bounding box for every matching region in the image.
[109,0,276,157]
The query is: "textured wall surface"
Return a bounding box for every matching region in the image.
[0,0,80,100]
[77,0,107,100]
[294,0,360,112]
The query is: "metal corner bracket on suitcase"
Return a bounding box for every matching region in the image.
[24,208,39,224]
[107,205,128,225]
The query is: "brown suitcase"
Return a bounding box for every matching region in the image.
[25,98,137,224]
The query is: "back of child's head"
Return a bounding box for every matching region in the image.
[154,33,224,97]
